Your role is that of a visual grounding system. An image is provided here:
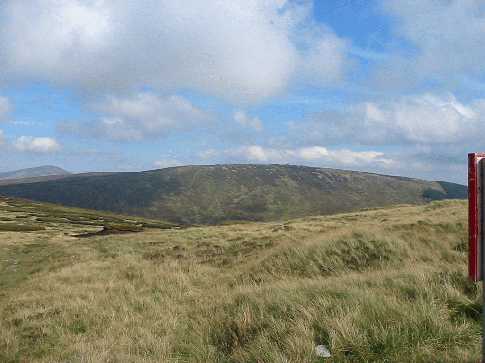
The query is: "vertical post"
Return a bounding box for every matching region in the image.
[475,158,485,363]
[469,153,480,281]
[480,159,485,363]
[468,153,484,362]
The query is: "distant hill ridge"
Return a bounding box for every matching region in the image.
[0,165,70,181]
[0,164,467,225]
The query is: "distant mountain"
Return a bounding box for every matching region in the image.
[0,164,467,225]
[0,166,70,181]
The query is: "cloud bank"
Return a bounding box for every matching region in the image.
[14,136,61,153]
[0,0,350,104]
[204,145,394,168]
[60,92,212,141]
[378,0,485,88]
[292,93,484,146]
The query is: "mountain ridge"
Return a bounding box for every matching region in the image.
[0,164,467,224]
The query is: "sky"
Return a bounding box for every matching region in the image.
[0,0,484,183]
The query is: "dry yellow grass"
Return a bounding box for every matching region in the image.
[0,198,480,362]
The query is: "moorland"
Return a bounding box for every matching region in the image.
[0,196,479,362]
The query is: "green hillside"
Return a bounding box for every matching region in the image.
[0,197,479,362]
[0,164,467,225]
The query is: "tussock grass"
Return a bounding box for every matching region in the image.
[0,198,480,362]
[242,234,408,282]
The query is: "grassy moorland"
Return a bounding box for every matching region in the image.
[0,197,480,362]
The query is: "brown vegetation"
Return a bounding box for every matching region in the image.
[0,197,479,362]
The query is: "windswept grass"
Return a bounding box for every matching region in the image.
[0,197,479,362]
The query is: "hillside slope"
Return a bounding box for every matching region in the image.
[0,164,467,224]
[0,198,479,362]
[0,172,113,186]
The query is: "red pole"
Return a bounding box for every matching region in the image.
[468,153,485,362]
[469,153,480,281]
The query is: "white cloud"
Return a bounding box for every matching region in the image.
[361,94,480,144]
[328,149,393,167]
[243,145,272,162]
[233,111,263,131]
[153,159,182,169]
[225,145,394,167]
[294,93,485,146]
[297,24,351,86]
[380,0,485,83]
[14,136,61,153]
[198,149,219,160]
[282,92,485,182]
[60,92,211,141]
[297,146,329,160]
[0,0,349,103]
[0,130,5,145]
[0,97,11,121]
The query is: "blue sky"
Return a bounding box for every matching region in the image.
[0,0,484,183]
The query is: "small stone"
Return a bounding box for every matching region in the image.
[315,344,331,358]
